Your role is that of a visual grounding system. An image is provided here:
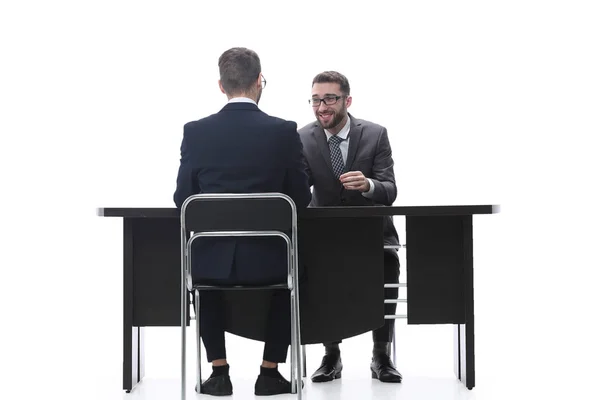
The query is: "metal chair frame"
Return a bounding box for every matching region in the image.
[383,243,408,365]
[180,193,303,400]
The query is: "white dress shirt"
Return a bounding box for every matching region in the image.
[325,118,375,198]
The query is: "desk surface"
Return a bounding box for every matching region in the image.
[98,204,500,218]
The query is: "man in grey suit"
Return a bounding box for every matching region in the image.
[298,71,402,384]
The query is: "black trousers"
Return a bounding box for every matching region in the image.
[195,288,291,363]
[328,251,400,346]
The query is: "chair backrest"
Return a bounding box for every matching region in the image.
[181,193,297,235]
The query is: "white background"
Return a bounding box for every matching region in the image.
[1,1,599,399]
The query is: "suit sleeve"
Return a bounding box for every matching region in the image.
[304,151,314,187]
[297,131,314,187]
[173,127,200,208]
[284,123,312,209]
[369,127,397,206]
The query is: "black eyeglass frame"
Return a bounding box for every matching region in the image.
[309,95,345,107]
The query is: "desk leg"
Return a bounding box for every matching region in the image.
[454,323,474,389]
[454,216,475,390]
[124,218,145,392]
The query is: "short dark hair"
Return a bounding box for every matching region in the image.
[218,47,262,95]
[312,71,350,96]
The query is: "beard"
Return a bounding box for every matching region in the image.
[316,105,347,130]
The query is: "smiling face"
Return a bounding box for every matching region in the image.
[311,82,352,134]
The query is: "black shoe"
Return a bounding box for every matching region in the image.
[370,353,402,383]
[311,353,343,383]
[254,371,303,396]
[196,374,233,396]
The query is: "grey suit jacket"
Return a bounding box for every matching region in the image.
[298,114,400,256]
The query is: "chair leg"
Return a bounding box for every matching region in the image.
[293,289,303,400]
[392,324,397,366]
[195,290,202,393]
[302,345,307,378]
[181,288,187,400]
[289,289,297,394]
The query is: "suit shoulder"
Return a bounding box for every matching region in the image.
[183,113,219,132]
[355,118,386,132]
[298,121,317,136]
[183,120,198,131]
[259,116,299,140]
[265,114,297,129]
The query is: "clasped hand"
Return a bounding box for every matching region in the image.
[340,171,369,192]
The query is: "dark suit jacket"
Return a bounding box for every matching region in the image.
[174,102,312,283]
[298,115,400,258]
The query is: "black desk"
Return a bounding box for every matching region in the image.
[97,205,498,392]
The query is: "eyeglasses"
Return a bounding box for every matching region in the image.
[261,75,267,89]
[309,95,343,107]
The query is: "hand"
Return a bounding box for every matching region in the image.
[340,171,370,192]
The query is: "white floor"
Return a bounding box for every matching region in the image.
[125,375,473,400]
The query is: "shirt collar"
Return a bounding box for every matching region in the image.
[228,97,257,106]
[325,116,351,141]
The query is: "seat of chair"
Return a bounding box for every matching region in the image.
[191,283,289,291]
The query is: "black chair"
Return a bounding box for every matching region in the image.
[180,193,303,400]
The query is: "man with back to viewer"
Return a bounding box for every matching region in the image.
[173,47,311,396]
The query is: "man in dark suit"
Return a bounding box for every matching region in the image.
[173,47,311,396]
[298,71,403,384]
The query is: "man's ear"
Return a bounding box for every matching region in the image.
[218,80,226,94]
[346,96,353,108]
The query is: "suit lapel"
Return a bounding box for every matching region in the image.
[345,116,363,170]
[311,125,336,176]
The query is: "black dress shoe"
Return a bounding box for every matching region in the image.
[370,354,402,383]
[195,374,233,396]
[311,353,343,383]
[254,371,303,396]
